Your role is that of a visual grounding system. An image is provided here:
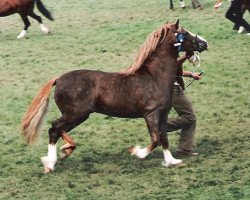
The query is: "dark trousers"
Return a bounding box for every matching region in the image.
[225,0,250,32]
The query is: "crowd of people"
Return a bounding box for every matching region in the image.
[170,0,250,35]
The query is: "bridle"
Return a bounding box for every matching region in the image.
[174,31,206,53]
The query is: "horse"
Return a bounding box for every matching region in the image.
[21,20,208,173]
[0,0,53,38]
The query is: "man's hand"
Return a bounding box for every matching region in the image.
[191,72,202,80]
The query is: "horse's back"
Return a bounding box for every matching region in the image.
[54,70,122,115]
[0,0,33,16]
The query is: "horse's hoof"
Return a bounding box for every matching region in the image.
[60,147,74,159]
[127,146,135,155]
[127,146,140,156]
[44,166,52,173]
[162,159,183,167]
[127,146,148,159]
[17,30,27,39]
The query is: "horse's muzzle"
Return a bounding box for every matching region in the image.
[197,41,208,52]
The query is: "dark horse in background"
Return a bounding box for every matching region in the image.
[0,0,53,38]
[21,20,208,173]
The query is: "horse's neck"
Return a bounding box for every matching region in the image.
[146,45,178,79]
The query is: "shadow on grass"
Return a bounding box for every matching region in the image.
[54,147,166,174]
[46,134,245,174]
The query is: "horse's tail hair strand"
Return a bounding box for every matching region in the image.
[21,77,58,145]
[35,0,54,21]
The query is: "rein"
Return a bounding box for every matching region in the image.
[188,52,200,68]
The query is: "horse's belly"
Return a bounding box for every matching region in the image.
[96,104,144,118]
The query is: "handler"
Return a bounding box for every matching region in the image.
[167,53,202,156]
[225,0,250,35]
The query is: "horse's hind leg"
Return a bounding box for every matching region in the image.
[60,131,77,159]
[41,113,89,173]
[17,13,31,39]
[28,11,50,34]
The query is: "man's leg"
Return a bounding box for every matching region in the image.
[167,86,197,151]
[191,0,202,9]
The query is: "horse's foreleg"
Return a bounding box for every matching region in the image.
[160,133,183,167]
[159,115,183,167]
[128,113,160,159]
[17,13,30,39]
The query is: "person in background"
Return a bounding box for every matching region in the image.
[167,53,202,156]
[225,0,250,35]
[214,0,223,9]
[191,0,203,9]
[180,0,186,8]
[170,0,203,9]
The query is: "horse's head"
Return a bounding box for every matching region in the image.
[173,20,208,54]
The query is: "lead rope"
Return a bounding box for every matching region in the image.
[186,52,204,88]
[188,52,200,68]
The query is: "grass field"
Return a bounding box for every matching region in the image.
[0,0,249,199]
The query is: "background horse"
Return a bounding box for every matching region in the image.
[0,0,53,38]
[21,20,208,173]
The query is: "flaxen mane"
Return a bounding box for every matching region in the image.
[122,25,170,76]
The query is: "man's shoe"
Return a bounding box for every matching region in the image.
[176,149,199,156]
[238,26,245,33]
[214,2,222,9]
[180,1,186,8]
[195,5,204,10]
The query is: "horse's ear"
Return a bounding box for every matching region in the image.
[165,21,169,24]
[175,19,180,30]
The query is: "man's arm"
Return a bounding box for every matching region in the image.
[183,71,202,80]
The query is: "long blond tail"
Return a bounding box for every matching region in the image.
[21,77,58,145]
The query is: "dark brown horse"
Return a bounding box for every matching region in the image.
[0,0,53,38]
[21,20,208,173]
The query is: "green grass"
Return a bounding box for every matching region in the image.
[0,0,249,199]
